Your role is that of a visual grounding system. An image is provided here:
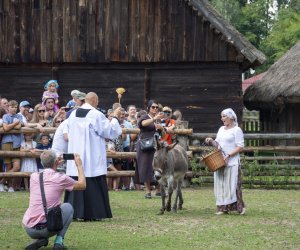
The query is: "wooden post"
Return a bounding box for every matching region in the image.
[175,120,189,151]
[144,68,151,109]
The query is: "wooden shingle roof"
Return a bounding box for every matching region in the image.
[185,0,266,69]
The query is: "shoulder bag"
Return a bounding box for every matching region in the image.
[139,136,155,151]
[39,172,63,232]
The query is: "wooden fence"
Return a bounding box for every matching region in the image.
[0,127,299,189]
[190,133,300,189]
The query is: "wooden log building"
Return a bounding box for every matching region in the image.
[0,0,265,132]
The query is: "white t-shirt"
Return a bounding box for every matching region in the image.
[215,126,244,166]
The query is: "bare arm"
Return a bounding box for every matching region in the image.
[24,122,40,128]
[141,112,165,127]
[73,154,86,190]
[3,120,20,132]
[224,146,243,164]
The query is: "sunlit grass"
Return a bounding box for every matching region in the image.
[1,188,300,249]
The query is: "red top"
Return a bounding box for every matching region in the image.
[161,119,176,145]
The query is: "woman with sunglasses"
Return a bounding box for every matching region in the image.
[29,103,50,128]
[136,100,164,199]
[52,107,67,127]
[28,103,51,144]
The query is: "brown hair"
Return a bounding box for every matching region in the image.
[8,100,18,107]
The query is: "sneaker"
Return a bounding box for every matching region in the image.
[0,184,5,192]
[7,187,14,193]
[25,238,48,250]
[240,207,246,215]
[53,243,67,249]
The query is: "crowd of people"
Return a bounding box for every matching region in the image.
[0,82,182,194]
[0,80,246,249]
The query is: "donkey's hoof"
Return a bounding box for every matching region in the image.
[178,205,183,210]
[166,206,171,212]
[157,209,165,215]
[172,208,177,213]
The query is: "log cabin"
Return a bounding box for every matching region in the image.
[0,0,265,132]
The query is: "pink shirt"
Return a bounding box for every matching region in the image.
[22,168,75,228]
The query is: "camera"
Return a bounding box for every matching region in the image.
[63,153,75,160]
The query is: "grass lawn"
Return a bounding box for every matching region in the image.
[1,188,300,250]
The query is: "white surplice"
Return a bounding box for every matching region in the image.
[51,119,68,156]
[65,103,122,177]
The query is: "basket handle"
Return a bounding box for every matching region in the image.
[203,140,226,156]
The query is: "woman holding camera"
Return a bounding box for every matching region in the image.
[205,108,246,215]
[136,100,164,199]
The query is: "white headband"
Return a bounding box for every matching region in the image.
[221,108,238,126]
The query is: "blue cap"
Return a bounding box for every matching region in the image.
[19,101,31,107]
[44,80,59,90]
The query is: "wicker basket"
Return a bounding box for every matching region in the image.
[202,150,225,172]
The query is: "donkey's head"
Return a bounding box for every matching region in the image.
[153,140,177,181]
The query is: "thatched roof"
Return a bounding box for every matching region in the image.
[185,0,266,69]
[244,41,300,110]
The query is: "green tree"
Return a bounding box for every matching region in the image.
[236,0,274,48]
[209,0,300,72]
[208,0,243,24]
[259,6,300,71]
[209,0,274,48]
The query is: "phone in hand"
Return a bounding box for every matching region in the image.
[64,107,73,112]
[63,153,75,160]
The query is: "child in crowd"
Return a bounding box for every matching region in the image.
[20,134,38,190]
[106,140,121,191]
[42,80,59,112]
[35,134,52,172]
[0,107,7,173]
[0,100,23,192]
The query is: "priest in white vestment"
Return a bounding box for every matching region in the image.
[64,92,122,220]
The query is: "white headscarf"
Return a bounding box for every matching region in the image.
[221,108,238,126]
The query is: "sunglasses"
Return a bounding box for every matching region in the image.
[55,120,63,124]
[164,111,171,115]
[151,106,159,109]
[38,110,45,113]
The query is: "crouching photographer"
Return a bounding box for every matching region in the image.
[22,150,86,250]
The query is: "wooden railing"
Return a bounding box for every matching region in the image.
[0,130,299,189]
[189,133,300,189]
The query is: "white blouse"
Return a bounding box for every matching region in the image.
[215,126,244,166]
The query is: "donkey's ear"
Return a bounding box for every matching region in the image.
[155,136,162,150]
[167,142,177,151]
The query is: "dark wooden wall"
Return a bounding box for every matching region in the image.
[0,62,243,132]
[0,0,238,64]
[0,0,246,132]
[260,105,300,133]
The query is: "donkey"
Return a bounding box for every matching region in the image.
[152,140,189,215]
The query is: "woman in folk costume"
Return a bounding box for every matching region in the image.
[205,108,246,215]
